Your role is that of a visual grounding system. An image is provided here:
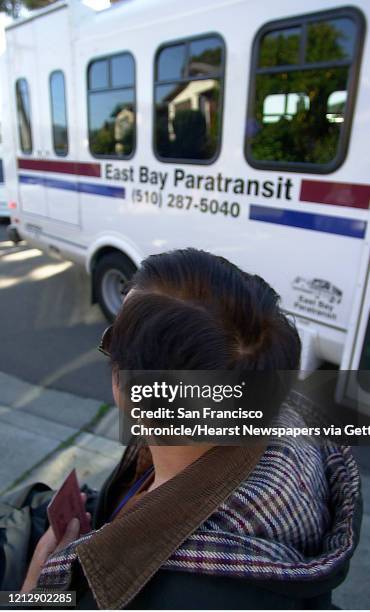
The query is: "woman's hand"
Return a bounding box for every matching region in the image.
[21,493,91,593]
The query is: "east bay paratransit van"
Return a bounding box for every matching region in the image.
[2,0,370,407]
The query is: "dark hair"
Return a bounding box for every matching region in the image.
[109,248,301,373]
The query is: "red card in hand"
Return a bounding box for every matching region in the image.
[47,469,90,541]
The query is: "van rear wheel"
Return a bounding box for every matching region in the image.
[94,252,136,321]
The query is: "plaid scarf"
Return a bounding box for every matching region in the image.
[37,406,361,590]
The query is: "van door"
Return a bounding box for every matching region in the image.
[33,8,79,227]
[11,21,48,217]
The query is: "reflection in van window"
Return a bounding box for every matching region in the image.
[259,27,301,67]
[155,35,225,162]
[15,78,32,154]
[111,54,135,88]
[88,53,135,158]
[157,45,186,81]
[50,71,68,156]
[262,93,309,123]
[306,18,356,62]
[188,37,223,76]
[89,59,109,90]
[247,10,362,170]
[326,90,347,123]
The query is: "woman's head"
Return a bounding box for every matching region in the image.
[108,248,301,373]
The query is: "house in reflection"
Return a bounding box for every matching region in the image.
[114,107,135,156]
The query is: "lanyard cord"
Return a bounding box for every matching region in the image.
[109,466,155,522]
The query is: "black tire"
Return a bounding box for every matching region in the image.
[94,252,136,322]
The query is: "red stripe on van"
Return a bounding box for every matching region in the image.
[17,158,101,177]
[300,179,370,209]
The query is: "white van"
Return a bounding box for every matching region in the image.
[2,0,370,385]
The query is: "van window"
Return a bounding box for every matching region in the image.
[246,8,364,173]
[154,34,225,163]
[88,52,135,158]
[50,71,68,157]
[15,78,32,154]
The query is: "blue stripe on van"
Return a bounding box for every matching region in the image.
[249,204,366,239]
[19,174,125,199]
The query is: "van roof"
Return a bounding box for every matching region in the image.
[5,0,68,30]
[4,0,101,31]
[5,0,228,34]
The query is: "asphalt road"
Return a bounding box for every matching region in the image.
[0,221,113,403]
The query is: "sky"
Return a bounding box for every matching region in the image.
[83,0,111,9]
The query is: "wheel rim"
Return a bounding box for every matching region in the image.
[101,268,127,316]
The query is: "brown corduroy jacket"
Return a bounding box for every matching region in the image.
[76,442,267,609]
[36,435,361,609]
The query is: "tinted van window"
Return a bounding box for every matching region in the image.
[246,9,364,172]
[16,78,33,154]
[50,71,68,156]
[88,52,135,158]
[154,35,225,163]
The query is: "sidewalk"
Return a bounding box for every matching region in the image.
[0,371,121,494]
